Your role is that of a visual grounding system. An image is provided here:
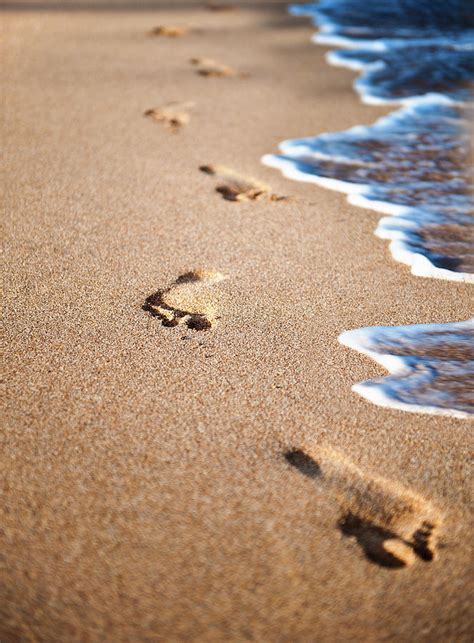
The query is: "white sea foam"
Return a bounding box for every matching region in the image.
[263,95,473,283]
[263,0,474,417]
[339,320,474,418]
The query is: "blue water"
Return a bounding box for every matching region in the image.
[339,319,474,418]
[263,0,474,282]
[291,0,474,105]
[263,0,474,417]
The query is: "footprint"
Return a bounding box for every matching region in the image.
[149,25,191,37]
[143,270,226,331]
[190,57,248,78]
[284,447,441,569]
[199,165,288,202]
[206,1,238,11]
[144,102,195,131]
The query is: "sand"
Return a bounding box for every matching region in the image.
[2,1,473,640]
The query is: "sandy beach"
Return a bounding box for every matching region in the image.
[2,1,473,640]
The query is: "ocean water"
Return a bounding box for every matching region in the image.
[339,319,474,419]
[263,0,473,417]
[263,0,474,282]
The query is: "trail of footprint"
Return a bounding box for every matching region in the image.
[199,165,288,202]
[149,26,191,37]
[143,270,226,331]
[285,446,441,569]
[190,57,248,78]
[144,102,195,131]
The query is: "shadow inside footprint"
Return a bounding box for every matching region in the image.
[338,512,410,569]
[285,450,322,479]
[411,522,436,561]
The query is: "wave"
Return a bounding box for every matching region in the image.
[339,319,474,418]
[263,0,473,417]
[263,0,474,282]
[264,97,473,282]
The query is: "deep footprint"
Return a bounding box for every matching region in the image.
[199,164,287,202]
[284,447,441,569]
[143,270,226,331]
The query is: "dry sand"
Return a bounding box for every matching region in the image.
[2,1,473,640]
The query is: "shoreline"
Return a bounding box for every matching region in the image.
[2,1,473,640]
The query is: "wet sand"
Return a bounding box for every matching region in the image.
[2,1,473,640]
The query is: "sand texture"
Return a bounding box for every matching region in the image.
[2,1,473,640]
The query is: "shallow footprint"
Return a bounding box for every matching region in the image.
[149,25,191,37]
[143,270,226,331]
[144,102,195,131]
[190,57,248,78]
[284,446,441,569]
[206,1,238,10]
[200,165,287,202]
